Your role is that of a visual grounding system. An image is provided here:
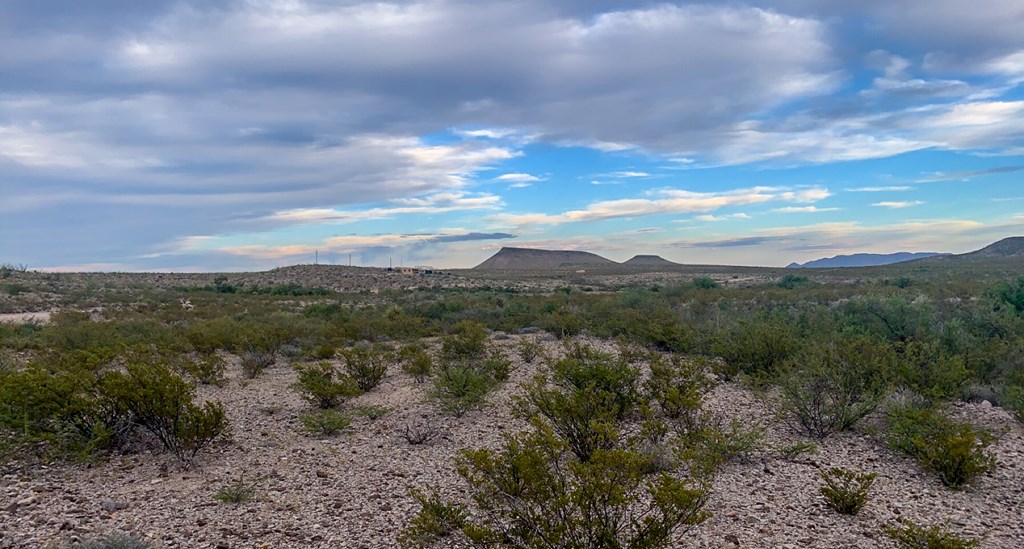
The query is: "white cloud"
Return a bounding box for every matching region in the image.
[492,185,829,226]
[496,173,542,183]
[845,186,913,192]
[873,200,924,208]
[774,206,841,213]
[264,191,502,226]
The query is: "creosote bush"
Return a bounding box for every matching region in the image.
[646,355,707,429]
[819,466,875,515]
[777,336,892,439]
[884,518,980,549]
[399,344,433,383]
[516,344,642,462]
[354,405,390,420]
[240,349,275,379]
[184,353,227,386]
[401,421,709,548]
[341,344,392,392]
[431,361,501,417]
[515,337,543,364]
[101,359,228,466]
[441,320,489,359]
[213,473,259,504]
[398,488,467,547]
[677,415,763,477]
[299,409,351,437]
[292,361,360,409]
[886,404,997,489]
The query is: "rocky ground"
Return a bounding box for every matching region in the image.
[1,334,1022,548]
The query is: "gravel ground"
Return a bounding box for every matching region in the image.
[2,335,1022,548]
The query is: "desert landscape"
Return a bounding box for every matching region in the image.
[1,239,1023,548]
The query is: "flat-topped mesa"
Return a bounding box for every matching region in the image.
[473,247,618,270]
[622,254,680,268]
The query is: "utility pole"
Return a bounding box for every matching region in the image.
[315,250,318,265]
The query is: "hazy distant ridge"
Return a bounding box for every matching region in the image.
[787,252,945,269]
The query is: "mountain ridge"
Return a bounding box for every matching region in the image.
[787,252,946,269]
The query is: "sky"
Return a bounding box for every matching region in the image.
[2,1,1023,271]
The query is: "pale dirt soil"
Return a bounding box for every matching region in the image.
[1,336,1022,549]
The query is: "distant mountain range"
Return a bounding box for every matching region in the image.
[472,237,1024,271]
[786,252,947,269]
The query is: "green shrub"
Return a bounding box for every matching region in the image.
[646,355,707,428]
[517,346,643,462]
[431,362,499,417]
[213,473,258,504]
[516,337,544,364]
[70,532,153,549]
[299,409,351,436]
[1002,383,1024,422]
[777,274,811,289]
[552,343,643,420]
[101,361,228,466]
[693,276,719,289]
[987,276,1024,316]
[711,313,801,379]
[441,320,489,359]
[341,344,392,392]
[777,336,892,439]
[886,404,997,488]
[678,415,763,478]
[0,359,127,458]
[399,345,433,383]
[819,466,875,515]
[884,518,980,549]
[185,353,227,386]
[779,440,818,460]
[292,361,360,409]
[354,405,390,420]
[398,488,468,547]
[312,343,336,360]
[239,349,275,379]
[894,340,970,402]
[402,422,709,548]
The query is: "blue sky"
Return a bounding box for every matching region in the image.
[1,1,1023,270]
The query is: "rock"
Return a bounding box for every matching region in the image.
[100,499,129,512]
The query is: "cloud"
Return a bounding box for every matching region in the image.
[696,213,753,222]
[915,165,1024,183]
[845,186,913,192]
[496,173,542,183]
[492,186,829,226]
[684,236,778,248]
[774,206,841,213]
[261,191,502,227]
[872,200,924,208]
[189,231,517,261]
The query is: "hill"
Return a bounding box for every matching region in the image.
[473,247,618,270]
[788,252,945,269]
[958,236,1024,258]
[622,255,681,268]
